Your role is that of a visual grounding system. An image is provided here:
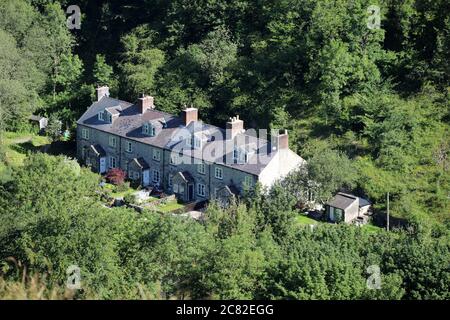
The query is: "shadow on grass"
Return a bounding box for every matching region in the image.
[9,140,76,158]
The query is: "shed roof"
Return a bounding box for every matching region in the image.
[326,192,358,210]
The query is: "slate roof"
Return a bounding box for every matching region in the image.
[326,192,360,210]
[89,144,106,157]
[132,157,150,170]
[77,96,280,175]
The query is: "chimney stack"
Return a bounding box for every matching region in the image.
[96,86,110,101]
[138,95,154,114]
[226,115,244,140]
[182,106,198,126]
[273,129,289,151]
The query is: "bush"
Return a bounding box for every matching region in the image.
[124,193,137,204]
[105,168,126,185]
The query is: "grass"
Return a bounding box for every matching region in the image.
[295,214,320,226]
[156,200,185,213]
[102,183,135,199]
[0,131,51,178]
[361,223,383,234]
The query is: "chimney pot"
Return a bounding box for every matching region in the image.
[138,95,154,113]
[273,129,289,150]
[96,86,110,101]
[182,107,198,125]
[226,115,244,140]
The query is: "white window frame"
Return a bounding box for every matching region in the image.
[187,135,193,147]
[81,128,89,140]
[98,112,104,121]
[194,136,202,149]
[126,141,133,153]
[150,126,156,136]
[244,175,253,188]
[152,149,161,161]
[109,136,117,148]
[109,156,117,169]
[197,183,206,197]
[143,123,149,135]
[168,174,173,187]
[197,163,206,175]
[233,149,239,161]
[152,169,160,183]
[215,167,223,180]
[170,154,176,165]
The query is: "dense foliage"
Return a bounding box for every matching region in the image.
[0,0,448,299]
[0,154,448,299]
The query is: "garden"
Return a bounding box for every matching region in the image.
[101,168,185,214]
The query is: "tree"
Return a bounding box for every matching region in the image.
[93,54,116,90]
[45,115,62,142]
[119,26,165,99]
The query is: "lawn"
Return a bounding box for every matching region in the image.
[102,183,135,199]
[361,223,383,234]
[295,214,320,226]
[0,131,51,178]
[156,200,185,213]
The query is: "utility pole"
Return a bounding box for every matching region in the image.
[386,192,390,231]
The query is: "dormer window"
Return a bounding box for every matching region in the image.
[143,123,156,136]
[188,134,202,149]
[194,136,202,149]
[233,147,252,164]
[106,113,112,123]
[98,111,105,121]
[233,149,239,161]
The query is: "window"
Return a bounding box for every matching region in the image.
[197,183,206,197]
[194,136,202,149]
[233,149,239,161]
[128,171,140,180]
[142,123,149,135]
[244,175,253,188]
[109,156,117,168]
[143,123,156,136]
[106,113,112,123]
[126,141,133,153]
[109,136,117,148]
[153,149,161,161]
[81,128,89,140]
[98,112,104,121]
[152,170,160,183]
[168,174,173,187]
[215,167,223,180]
[197,163,206,175]
[170,154,177,165]
[173,183,179,193]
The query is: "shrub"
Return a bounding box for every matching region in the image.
[124,193,137,204]
[105,168,126,185]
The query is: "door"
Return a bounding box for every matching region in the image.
[188,184,194,201]
[329,206,334,222]
[142,169,150,186]
[99,157,107,174]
